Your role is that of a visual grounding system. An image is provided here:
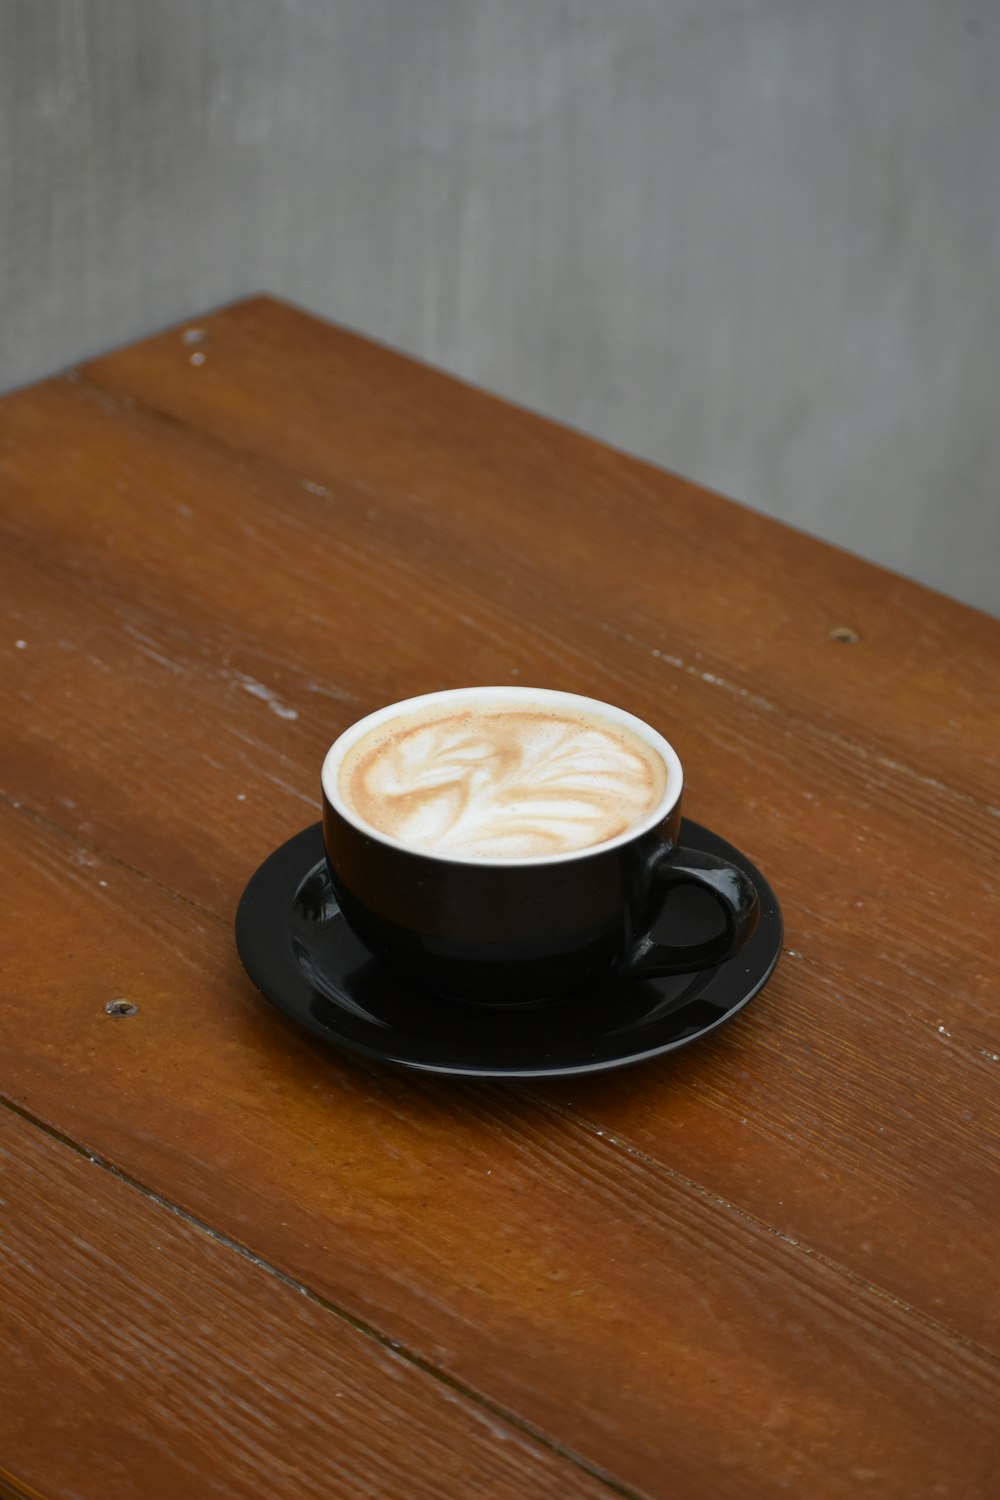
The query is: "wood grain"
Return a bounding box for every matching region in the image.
[1,298,998,1498]
[0,1106,617,1500]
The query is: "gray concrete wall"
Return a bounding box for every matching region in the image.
[3,0,997,613]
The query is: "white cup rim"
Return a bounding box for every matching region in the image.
[321,686,684,867]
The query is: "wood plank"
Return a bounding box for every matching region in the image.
[0,375,997,1363]
[75,296,1000,806]
[0,1106,616,1500]
[0,802,997,1499]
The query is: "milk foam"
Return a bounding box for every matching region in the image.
[337,705,667,858]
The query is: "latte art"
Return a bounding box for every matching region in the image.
[337,705,667,858]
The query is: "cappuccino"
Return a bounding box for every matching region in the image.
[337,699,667,859]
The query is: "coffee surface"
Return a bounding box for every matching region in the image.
[337,703,667,858]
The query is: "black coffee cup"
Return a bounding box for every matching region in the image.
[321,687,759,1005]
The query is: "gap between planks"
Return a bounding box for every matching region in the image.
[0,1091,644,1500]
[0,1469,45,1500]
[591,621,1000,822]
[1,786,997,1380]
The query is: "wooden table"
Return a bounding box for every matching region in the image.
[2,296,998,1500]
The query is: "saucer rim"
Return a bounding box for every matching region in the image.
[236,821,782,1079]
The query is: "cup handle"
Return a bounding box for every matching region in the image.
[619,845,760,979]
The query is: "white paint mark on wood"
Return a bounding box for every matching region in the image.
[302,680,355,703]
[236,674,299,720]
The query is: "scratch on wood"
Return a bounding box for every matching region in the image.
[121,622,186,675]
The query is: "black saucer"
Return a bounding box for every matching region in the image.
[235,822,782,1079]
